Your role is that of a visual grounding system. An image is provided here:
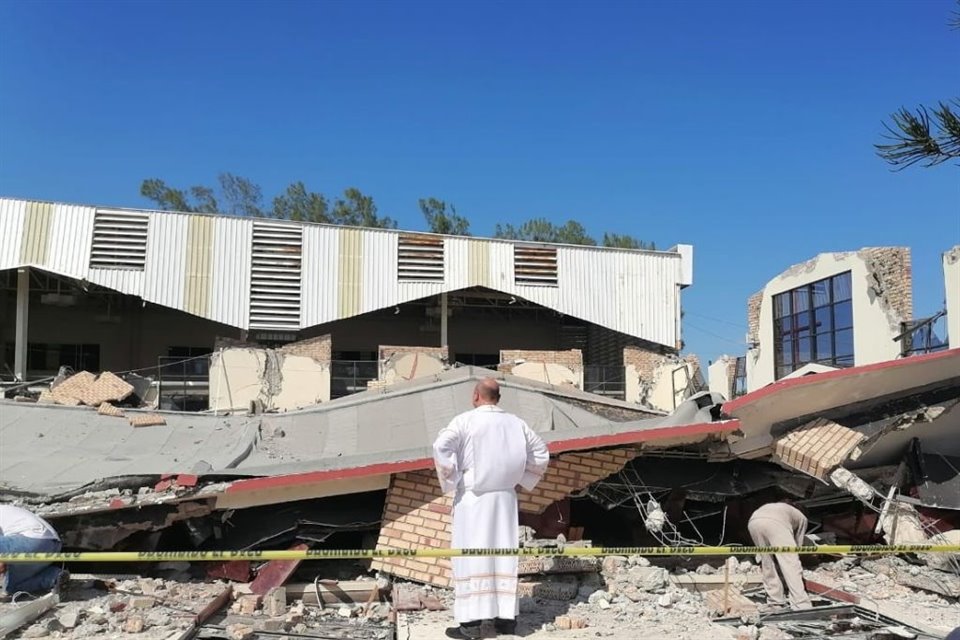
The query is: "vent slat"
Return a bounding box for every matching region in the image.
[398,234,444,282]
[90,211,149,271]
[515,245,558,286]
[249,222,302,330]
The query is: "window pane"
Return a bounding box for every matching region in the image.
[833,301,853,329]
[814,306,833,334]
[835,355,855,367]
[835,328,854,359]
[816,332,833,360]
[832,272,852,302]
[781,339,793,365]
[811,279,830,307]
[792,286,810,314]
[774,292,790,319]
[797,337,812,364]
[775,317,794,340]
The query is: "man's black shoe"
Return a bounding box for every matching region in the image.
[445,623,482,639]
[494,618,517,634]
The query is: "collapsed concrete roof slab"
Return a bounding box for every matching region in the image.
[0,366,733,498]
[721,348,960,457]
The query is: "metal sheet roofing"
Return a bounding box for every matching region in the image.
[0,197,692,347]
[0,367,729,497]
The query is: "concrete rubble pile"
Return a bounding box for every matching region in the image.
[402,542,960,639]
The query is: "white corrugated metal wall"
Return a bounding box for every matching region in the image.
[0,199,25,271]
[144,212,189,311]
[47,204,95,278]
[210,217,252,328]
[300,225,340,328]
[0,197,688,347]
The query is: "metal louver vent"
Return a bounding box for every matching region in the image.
[90,210,149,270]
[398,234,445,282]
[514,245,558,286]
[249,222,302,330]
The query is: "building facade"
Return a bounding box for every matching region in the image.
[0,197,695,408]
[709,246,956,398]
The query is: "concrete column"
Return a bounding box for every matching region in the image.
[440,292,448,349]
[944,246,960,348]
[14,267,29,381]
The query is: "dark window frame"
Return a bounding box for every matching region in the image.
[773,271,853,379]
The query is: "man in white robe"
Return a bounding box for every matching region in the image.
[433,377,549,639]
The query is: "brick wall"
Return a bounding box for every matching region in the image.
[858,247,913,323]
[280,334,332,363]
[373,447,639,587]
[725,357,738,398]
[517,448,639,513]
[773,418,866,480]
[747,291,762,345]
[622,345,672,382]
[683,354,705,391]
[371,470,454,587]
[498,349,583,373]
[379,344,449,362]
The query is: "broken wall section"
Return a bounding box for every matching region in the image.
[367,345,449,390]
[745,248,912,392]
[945,245,959,348]
[208,335,331,413]
[625,346,704,411]
[499,349,583,389]
[707,355,738,401]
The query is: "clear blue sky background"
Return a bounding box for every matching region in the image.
[2,0,958,364]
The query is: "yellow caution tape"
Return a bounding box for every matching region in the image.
[0,545,958,563]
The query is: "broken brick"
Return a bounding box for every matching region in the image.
[128,596,155,609]
[123,615,145,633]
[129,413,166,427]
[176,474,199,487]
[263,587,287,617]
[208,560,251,582]
[237,595,261,616]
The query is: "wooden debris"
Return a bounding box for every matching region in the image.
[704,586,758,617]
[250,543,309,596]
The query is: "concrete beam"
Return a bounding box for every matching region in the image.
[14,267,29,381]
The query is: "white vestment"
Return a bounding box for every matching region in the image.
[433,405,549,624]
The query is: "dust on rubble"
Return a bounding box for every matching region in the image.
[404,553,960,639]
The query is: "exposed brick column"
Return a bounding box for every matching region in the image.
[374,448,639,587]
[858,247,913,323]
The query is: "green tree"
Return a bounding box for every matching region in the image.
[331,187,397,228]
[419,197,470,235]
[218,173,264,217]
[140,177,397,229]
[140,179,200,212]
[272,181,330,223]
[494,218,597,245]
[875,4,960,170]
[602,233,656,250]
[876,101,960,169]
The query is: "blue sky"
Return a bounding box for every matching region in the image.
[1,0,957,363]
